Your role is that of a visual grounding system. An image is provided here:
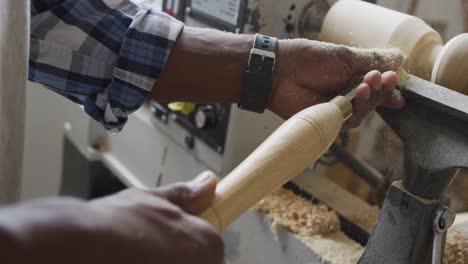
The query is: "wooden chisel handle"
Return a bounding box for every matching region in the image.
[199,96,353,232]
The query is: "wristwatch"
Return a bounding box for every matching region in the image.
[238,34,278,113]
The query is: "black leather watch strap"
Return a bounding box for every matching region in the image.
[239,34,278,113]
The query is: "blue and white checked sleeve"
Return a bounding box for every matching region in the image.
[29,0,184,132]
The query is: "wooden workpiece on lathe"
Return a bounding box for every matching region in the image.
[320,0,468,95]
[199,96,353,231]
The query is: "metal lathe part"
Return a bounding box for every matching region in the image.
[344,88,358,102]
[432,206,456,264]
[330,143,386,189]
[330,86,359,121]
[400,75,468,122]
[359,75,468,264]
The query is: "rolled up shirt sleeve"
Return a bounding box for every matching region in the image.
[29,0,184,132]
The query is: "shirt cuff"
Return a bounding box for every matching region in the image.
[87,8,184,132]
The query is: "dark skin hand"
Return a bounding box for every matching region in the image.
[0,172,223,264]
[153,27,405,128]
[271,39,404,128]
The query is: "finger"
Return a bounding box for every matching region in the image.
[186,171,218,214]
[363,70,383,108]
[381,71,397,93]
[155,171,218,214]
[350,47,405,75]
[381,71,406,109]
[345,83,371,128]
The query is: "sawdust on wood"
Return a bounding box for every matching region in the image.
[254,188,340,236]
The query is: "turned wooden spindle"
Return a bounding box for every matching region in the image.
[320,0,468,95]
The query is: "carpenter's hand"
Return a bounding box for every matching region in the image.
[270,39,406,128]
[0,171,223,264]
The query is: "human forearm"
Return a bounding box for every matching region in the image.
[151,26,405,127]
[151,26,253,103]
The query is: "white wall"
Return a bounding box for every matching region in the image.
[21,82,68,200]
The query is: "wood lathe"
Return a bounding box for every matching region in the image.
[198,1,468,264]
[320,2,468,262]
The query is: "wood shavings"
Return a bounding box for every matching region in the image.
[254,188,468,264]
[392,89,404,102]
[254,188,340,237]
[254,188,362,264]
[299,233,364,264]
[396,69,410,86]
[445,229,468,264]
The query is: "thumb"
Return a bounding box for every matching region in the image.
[349,47,405,74]
[155,171,218,215]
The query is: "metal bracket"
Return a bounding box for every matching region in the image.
[432,206,456,264]
[358,182,450,263]
[359,76,468,263]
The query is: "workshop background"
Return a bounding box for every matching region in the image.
[20,0,468,263]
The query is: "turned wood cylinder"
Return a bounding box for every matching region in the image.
[321,0,468,95]
[431,34,468,95]
[199,98,351,231]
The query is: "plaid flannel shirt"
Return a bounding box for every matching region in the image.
[29,0,184,132]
